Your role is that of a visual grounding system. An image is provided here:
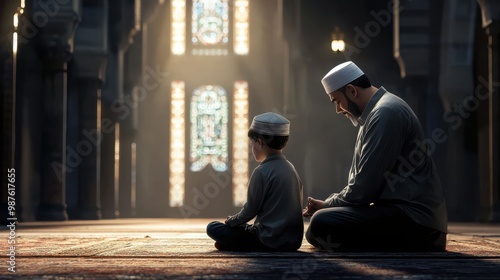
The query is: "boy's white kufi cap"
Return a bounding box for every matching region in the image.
[250,112,290,136]
[321,61,364,94]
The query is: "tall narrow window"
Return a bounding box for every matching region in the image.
[170,81,186,206]
[13,13,18,54]
[232,81,249,206]
[191,0,229,55]
[233,0,249,55]
[190,85,228,171]
[171,0,186,55]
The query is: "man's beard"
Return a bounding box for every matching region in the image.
[343,92,361,127]
[346,113,359,127]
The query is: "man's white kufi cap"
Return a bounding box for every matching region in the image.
[250,112,290,136]
[321,61,364,94]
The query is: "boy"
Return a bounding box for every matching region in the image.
[206,112,304,251]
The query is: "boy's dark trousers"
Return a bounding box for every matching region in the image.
[206,221,271,251]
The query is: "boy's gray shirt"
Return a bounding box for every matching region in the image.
[226,154,304,250]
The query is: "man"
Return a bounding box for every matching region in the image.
[303,61,447,251]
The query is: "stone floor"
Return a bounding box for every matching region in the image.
[1,218,500,279]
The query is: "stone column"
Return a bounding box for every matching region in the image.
[435,1,477,221]
[486,22,500,221]
[37,60,69,221]
[75,79,103,219]
[11,4,45,222]
[35,0,80,221]
[0,51,14,222]
[119,28,143,218]
[101,0,140,219]
[0,0,16,222]
[99,104,118,218]
[477,0,500,222]
[118,121,133,218]
[72,0,108,220]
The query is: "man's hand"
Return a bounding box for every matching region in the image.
[302,197,325,218]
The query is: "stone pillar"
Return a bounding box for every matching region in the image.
[99,104,118,218]
[37,62,69,221]
[119,27,143,218]
[75,78,103,219]
[486,23,500,221]
[0,48,13,221]
[435,0,477,221]
[0,1,18,222]
[477,0,500,222]
[101,0,140,219]
[35,0,80,221]
[12,5,44,222]
[134,0,164,217]
[72,0,108,220]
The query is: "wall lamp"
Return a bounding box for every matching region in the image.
[331,26,345,52]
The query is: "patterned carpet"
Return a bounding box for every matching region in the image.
[2,219,500,279]
[15,234,500,258]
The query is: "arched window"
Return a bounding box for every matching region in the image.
[170,0,249,56]
[190,85,228,172]
[192,0,229,55]
[168,0,250,208]
[169,81,248,207]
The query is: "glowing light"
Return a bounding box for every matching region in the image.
[233,0,249,55]
[169,81,185,206]
[331,26,345,53]
[331,40,345,52]
[13,13,18,54]
[12,32,17,54]
[232,81,249,206]
[171,0,186,55]
[13,13,18,28]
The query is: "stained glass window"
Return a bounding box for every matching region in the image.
[169,81,186,207]
[171,0,186,55]
[191,0,229,55]
[232,81,249,206]
[233,0,249,55]
[171,0,249,56]
[190,85,228,172]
